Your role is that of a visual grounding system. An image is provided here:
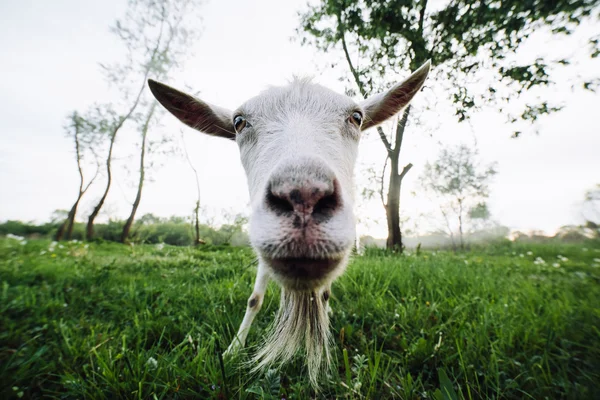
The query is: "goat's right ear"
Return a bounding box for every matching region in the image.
[148,79,236,140]
[360,61,431,131]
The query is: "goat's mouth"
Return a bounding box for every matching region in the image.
[266,256,342,281]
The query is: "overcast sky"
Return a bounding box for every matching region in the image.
[1,0,598,238]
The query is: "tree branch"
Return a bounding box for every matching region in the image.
[399,163,413,181]
[338,13,393,155]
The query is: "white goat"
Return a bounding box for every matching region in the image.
[148,62,430,386]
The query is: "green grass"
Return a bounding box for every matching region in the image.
[1,238,599,399]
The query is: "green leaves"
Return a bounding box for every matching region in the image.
[298,0,599,135]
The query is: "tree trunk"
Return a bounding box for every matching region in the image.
[386,156,402,250]
[121,104,155,243]
[385,107,412,252]
[86,133,116,240]
[65,198,81,240]
[193,200,201,245]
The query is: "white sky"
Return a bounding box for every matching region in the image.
[0,0,598,238]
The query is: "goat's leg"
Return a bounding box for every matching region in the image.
[224,262,270,356]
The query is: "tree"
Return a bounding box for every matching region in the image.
[181,131,204,245]
[420,144,497,249]
[85,0,202,241]
[55,112,100,241]
[299,0,599,250]
[120,103,158,242]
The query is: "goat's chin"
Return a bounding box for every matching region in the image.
[263,256,345,290]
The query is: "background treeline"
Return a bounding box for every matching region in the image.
[3,216,597,249]
[0,213,249,247]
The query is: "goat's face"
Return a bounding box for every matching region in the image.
[235,82,359,289]
[148,62,430,290]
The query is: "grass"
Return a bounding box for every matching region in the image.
[1,238,599,399]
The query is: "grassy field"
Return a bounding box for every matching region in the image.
[1,238,599,399]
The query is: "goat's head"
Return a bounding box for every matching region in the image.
[148,63,430,290]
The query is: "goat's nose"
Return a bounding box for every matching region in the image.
[266,178,341,221]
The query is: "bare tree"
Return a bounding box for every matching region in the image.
[420,144,497,249]
[85,0,202,241]
[181,131,204,245]
[55,112,100,241]
[121,103,157,242]
[119,0,203,243]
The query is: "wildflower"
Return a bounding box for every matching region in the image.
[464,260,469,265]
[394,313,399,318]
[593,258,600,263]
[557,255,568,262]
[146,357,158,370]
[426,301,430,307]
[533,257,545,265]
[7,233,25,241]
[582,248,588,252]
[51,254,57,258]
[519,253,524,258]
[552,263,560,268]
[40,251,46,255]
[434,332,443,352]
[156,243,165,250]
[526,251,533,256]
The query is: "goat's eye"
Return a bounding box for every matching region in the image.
[349,111,363,127]
[233,115,248,132]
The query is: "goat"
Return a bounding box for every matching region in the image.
[148,61,430,386]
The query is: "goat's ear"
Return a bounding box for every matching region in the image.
[148,79,236,140]
[360,61,431,131]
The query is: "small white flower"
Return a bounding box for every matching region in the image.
[58,244,64,249]
[146,357,158,370]
[582,248,588,252]
[519,254,524,258]
[533,257,546,265]
[20,240,27,245]
[553,263,560,268]
[40,251,46,255]
[504,304,508,308]
[593,258,600,263]
[557,255,569,262]
[434,332,443,351]
[7,233,25,241]
[464,260,469,265]
[156,243,165,250]
[526,251,533,256]
[394,313,399,318]
[63,303,68,308]
[84,244,89,249]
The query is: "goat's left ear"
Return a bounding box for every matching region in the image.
[148,79,236,140]
[360,60,431,131]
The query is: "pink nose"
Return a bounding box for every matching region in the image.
[266,164,341,223]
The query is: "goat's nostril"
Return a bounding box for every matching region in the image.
[313,193,338,216]
[266,190,294,215]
